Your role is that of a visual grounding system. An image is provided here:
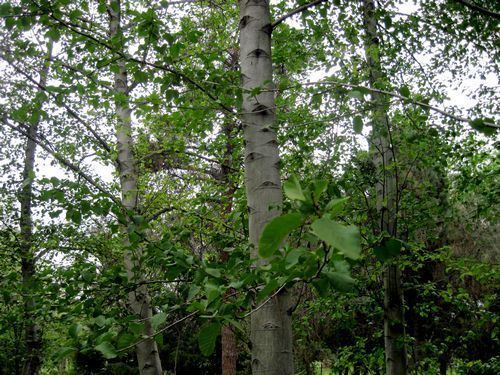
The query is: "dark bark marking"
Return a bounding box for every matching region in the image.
[261,23,272,36]
[248,48,269,59]
[245,152,264,162]
[252,103,271,114]
[256,181,280,189]
[239,15,253,29]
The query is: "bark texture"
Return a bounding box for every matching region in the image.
[109,2,162,374]
[361,0,408,374]
[238,1,294,374]
[19,41,52,375]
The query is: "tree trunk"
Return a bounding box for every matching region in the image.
[360,0,408,374]
[221,123,238,375]
[439,356,447,375]
[19,41,52,375]
[238,1,294,374]
[108,2,162,374]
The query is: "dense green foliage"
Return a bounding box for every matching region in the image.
[0,0,498,374]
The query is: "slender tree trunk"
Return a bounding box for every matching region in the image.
[108,2,162,374]
[238,1,294,374]
[19,41,52,375]
[439,356,448,375]
[361,1,407,374]
[221,123,238,375]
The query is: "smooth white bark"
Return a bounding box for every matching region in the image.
[238,1,294,374]
[109,2,163,374]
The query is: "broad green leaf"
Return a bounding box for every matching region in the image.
[151,312,167,331]
[95,315,106,327]
[95,341,118,359]
[325,198,348,215]
[205,281,220,305]
[399,85,411,98]
[70,210,82,225]
[205,268,221,278]
[128,322,144,335]
[348,90,364,101]
[469,118,496,136]
[285,247,306,269]
[198,322,221,356]
[312,179,328,200]
[312,278,330,297]
[353,116,363,134]
[68,324,82,339]
[54,346,77,361]
[117,333,136,349]
[311,217,361,259]
[324,271,355,292]
[256,278,279,302]
[373,238,403,262]
[284,175,306,201]
[259,213,303,258]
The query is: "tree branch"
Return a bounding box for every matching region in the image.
[0,115,122,207]
[452,0,500,19]
[0,52,115,155]
[272,0,329,30]
[32,4,235,114]
[286,80,500,129]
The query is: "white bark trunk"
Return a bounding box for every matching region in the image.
[108,2,163,374]
[238,1,294,374]
[361,1,407,374]
[19,41,52,375]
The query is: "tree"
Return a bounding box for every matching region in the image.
[360,0,408,373]
[238,0,294,373]
[17,41,52,375]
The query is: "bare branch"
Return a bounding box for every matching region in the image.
[0,115,122,207]
[284,80,500,129]
[272,0,329,30]
[0,52,115,155]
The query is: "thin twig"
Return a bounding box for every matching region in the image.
[272,0,329,30]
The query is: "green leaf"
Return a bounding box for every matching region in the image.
[353,116,363,134]
[133,70,148,83]
[205,268,221,278]
[151,312,167,331]
[68,324,82,339]
[312,179,328,200]
[95,341,118,359]
[325,197,348,215]
[259,213,303,258]
[311,217,361,259]
[95,315,106,327]
[205,281,220,305]
[284,175,307,201]
[324,270,355,292]
[256,278,279,302]
[399,85,411,98]
[373,238,403,262]
[45,28,60,42]
[312,278,330,297]
[54,346,77,361]
[117,333,135,349]
[285,247,306,269]
[469,118,496,136]
[348,90,364,101]
[198,322,221,356]
[70,210,82,225]
[128,322,144,335]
